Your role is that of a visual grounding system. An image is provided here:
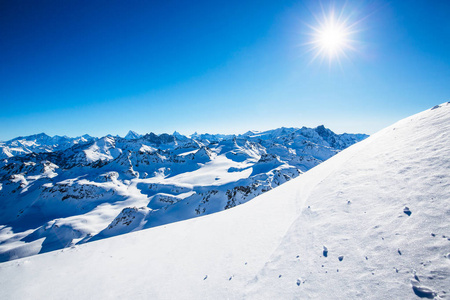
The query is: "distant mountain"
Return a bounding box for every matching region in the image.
[190,131,235,142]
[0,133,95,159]
[124,130,142,140]
[0,125,367,262]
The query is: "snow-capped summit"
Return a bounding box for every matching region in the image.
[172,131,188,141]
[240,130,261,137]
[142,132,176,145]
[0,103,447,299]
[81,134,93,140]
[191,132,235,142]
[124,130,141,140]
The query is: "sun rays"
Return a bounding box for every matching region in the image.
[304,3,362,67]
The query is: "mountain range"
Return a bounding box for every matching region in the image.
[0,125,367,262]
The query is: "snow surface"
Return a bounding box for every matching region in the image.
[0,103,449,299]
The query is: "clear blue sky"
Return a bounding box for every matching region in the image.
[1,0,449,140]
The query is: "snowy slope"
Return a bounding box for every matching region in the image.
[0,103,448,299]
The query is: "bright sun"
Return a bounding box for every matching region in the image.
[318,24,346,52]
[306,9,358,64]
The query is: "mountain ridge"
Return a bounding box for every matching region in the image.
[0,125,367,158]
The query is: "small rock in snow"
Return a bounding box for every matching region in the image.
[323,246,328,257]
[412,285,436,299]
[403,206,412,216]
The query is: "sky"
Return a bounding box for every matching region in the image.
[1,0,449,140]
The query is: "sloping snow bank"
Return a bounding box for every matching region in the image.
[245,102,450,299]
[0,103,449,299]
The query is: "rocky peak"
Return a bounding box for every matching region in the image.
[124,130,141,140]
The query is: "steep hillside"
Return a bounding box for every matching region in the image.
[0,103,448,300]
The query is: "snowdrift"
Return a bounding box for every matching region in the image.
[0,103,449,299]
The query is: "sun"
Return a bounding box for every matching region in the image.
[306,8,359,64]
[317,22,347,53]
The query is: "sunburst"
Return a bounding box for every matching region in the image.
[305,6,360,65]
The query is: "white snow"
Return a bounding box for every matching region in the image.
[138,144,157,153]
[146,154,253,187]
[0,103,449,299]
[83,137,121,163]
[0,133,95,159]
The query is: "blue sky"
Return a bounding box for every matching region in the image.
[1,0,449,140]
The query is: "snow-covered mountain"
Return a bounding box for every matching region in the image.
[0,103,448,299]
[0,125,366,262]
[0,133,95,159]
[124,130,142,140]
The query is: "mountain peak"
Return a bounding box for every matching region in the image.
[124,130,141,140]
[10,132,51,142]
